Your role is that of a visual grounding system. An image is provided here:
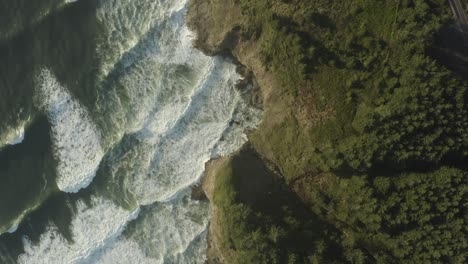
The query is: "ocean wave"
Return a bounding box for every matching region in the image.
[18,196,139,264]
[131,57,243,204]
[0,113,32,149]
[35,69,104,193]
[0,126,25,148]
[87,196,209,264]
[0,203,40,236]
[95,0,254,205]
[0,0,73,41]
[96,0,186,79]
[3,0,261,262]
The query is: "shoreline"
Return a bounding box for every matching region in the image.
[185,1,328,262]
[186,2,267,263]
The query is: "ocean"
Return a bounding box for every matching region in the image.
[0,0,260,263]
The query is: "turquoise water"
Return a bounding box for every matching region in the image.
[0,0,261,263]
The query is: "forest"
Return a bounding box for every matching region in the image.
[203,0,468,263]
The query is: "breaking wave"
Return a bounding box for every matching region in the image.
[36,69,104,193]
[1,0,261,263]
[18,197,139,264]
[86,196,209,264]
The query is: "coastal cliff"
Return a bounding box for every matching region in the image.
[188,1,468,263]
[187,0,308,179]
[187,2,301,262]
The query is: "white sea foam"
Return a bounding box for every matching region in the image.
[0,114,31,149]
[0,126,25,149]
[84,239,151,264]
[17,196,207,264]
[99,0,257,204]
[18,197,139,264]
[211,87,263,157]
[102,57,249,206]
[88,196,209,264]
[127,58,244,204]
[36,69,104,193]
[116,55,210,136]
[11,0,261,262]
[95,0,212,138]
[96,0,187,78]
[6,224,19,234]
[131,197,208,261]
[6,126,25,145]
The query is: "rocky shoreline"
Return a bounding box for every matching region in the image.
[199,158,229,264]
[186,1,298,262]
[186,2,264,263]
[190,158,226,263]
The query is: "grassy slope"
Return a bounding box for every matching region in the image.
[188,0,468,263]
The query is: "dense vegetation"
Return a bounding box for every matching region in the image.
[213,148,346,264]
[216,152,467,263]
[202,0,468,263]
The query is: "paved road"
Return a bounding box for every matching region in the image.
[449,0,468,28]
[448,0,468,46]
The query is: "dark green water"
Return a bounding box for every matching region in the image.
[0,2,104,261]
[0,0,101,234]
[0,0,258,262]
[0,0,101,134]
[0,117,56,231]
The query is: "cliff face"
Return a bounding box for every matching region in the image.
[186,0,243,55]
[187,0,298,175]
[200,158,229,264]
[187,2,303,263]
[187,0,275,98]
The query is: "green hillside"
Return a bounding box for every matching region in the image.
[188,0,468,263]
